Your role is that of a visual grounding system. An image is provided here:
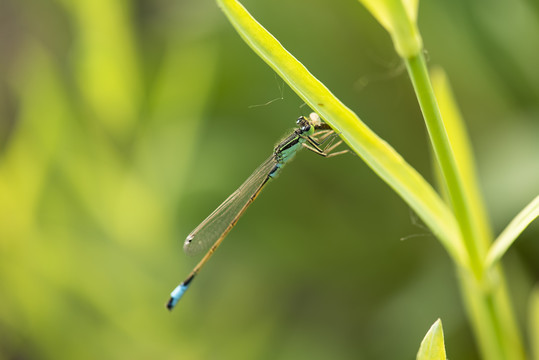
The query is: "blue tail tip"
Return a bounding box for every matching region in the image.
[166,284,189,311]
[166,297,178,311]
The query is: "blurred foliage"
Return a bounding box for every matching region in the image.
[0,0,537,359]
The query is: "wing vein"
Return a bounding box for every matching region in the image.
[183,155,277,255]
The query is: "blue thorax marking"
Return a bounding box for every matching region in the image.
[269,123,312,178]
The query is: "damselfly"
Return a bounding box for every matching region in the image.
[167,113,346,310]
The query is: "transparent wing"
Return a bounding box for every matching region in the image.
[183,155,277,256]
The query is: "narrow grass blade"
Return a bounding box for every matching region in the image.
[216,0,465,266]
[431,67,493,255]
[485,195,539,268]
[357,0,422,58]
[431,70,526,359]
[416,319,447,360]
[406,54,485,279]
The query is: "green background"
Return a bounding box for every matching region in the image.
[1,0,538,359]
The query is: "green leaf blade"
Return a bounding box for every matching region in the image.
[357,0,422,58]
[431,67,493,256]
[486,195,539,268]
[216,0,465,266]
[416,319,446,360]
[417,319,447,360]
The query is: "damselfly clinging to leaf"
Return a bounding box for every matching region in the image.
[166,113,347,310]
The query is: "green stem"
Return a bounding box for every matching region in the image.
[459,267,525,360]
[404,53,483,277]
[405,52,525,360]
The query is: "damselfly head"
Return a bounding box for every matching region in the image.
[296,116,311,132]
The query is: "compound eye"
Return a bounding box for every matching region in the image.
[296,116,303,125]
[301,123,311,132]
